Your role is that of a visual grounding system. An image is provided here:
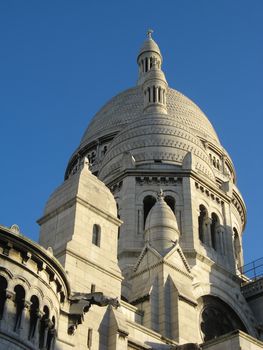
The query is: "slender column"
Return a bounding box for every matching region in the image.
[150,87,153,103]
[2,290,15,330]
[205,218,212,246]
[32,310,44,346]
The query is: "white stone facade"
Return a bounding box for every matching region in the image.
[0,33,262,349]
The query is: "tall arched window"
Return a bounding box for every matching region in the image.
[211,213,219,250]
[92,224,101,247]
[29,295,39,340]
[143,195,156,228]
[198,205,208,243]
[164,196,175,212]
[0,276,7,320]
[14,285,25,331]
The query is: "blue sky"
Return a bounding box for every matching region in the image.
[0,0,262,264]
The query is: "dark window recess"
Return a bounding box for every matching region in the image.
[143,196,156,227]
[92,224,101,247]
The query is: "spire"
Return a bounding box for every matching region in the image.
[137,31,168,114]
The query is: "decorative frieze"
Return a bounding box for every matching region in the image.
[136,176,181,186]
[195,182,224,205]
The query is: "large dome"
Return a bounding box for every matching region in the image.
[98,113,216,182]
[80,86,220,150]
[66,33,236,187]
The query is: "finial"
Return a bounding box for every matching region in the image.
[157,189,164,201]
[147,29,153,39]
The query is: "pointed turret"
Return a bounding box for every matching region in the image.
[137,30,168,114]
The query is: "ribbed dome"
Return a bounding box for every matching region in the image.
[145,194,179,233]
[79,87,220,149]
[138,37,162,60]
[145,192,179,255]
[98,113,215,182]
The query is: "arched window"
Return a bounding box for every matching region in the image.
[164,196,175,212]
[14,285,25,331]
[92,224,101,247]
[29,295,39,340]
[143,195,156,228]
[39,306,49,348]
[198,205,208,243]
[233,228,242,270]
[211,213,219,250]
[0,276,7,320]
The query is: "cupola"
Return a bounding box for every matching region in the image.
[137,29,163,85]
[145,190,180,255]
[137,30,168,114]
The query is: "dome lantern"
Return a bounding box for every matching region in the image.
[137,31,168,114]
[137,29,163,85]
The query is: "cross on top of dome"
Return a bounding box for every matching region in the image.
[147,29,154,39]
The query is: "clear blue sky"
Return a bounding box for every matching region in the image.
[0,1,262,264]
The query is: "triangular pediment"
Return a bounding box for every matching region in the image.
[163,244,191,275]
[133,243,191,277]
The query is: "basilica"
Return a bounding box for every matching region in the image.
[0,32,263,350]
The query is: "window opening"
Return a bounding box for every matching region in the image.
[143,196,156,228]
[92,224,101,247]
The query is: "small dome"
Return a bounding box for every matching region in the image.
[137,34,162,61]
[145,191,179,255]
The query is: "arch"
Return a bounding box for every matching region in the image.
[11,275,31,293]
[28,286,44,303]
[0,267,13,280]
[14,284,26,331]
[143,195,156,228]
[194,283,256,337]
[92,224,101,247]
[199,295,246,342]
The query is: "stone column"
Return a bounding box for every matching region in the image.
[205,218,212,247]
[17,299,31,338]
[3,290,15,331]
[30,309,43,346]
